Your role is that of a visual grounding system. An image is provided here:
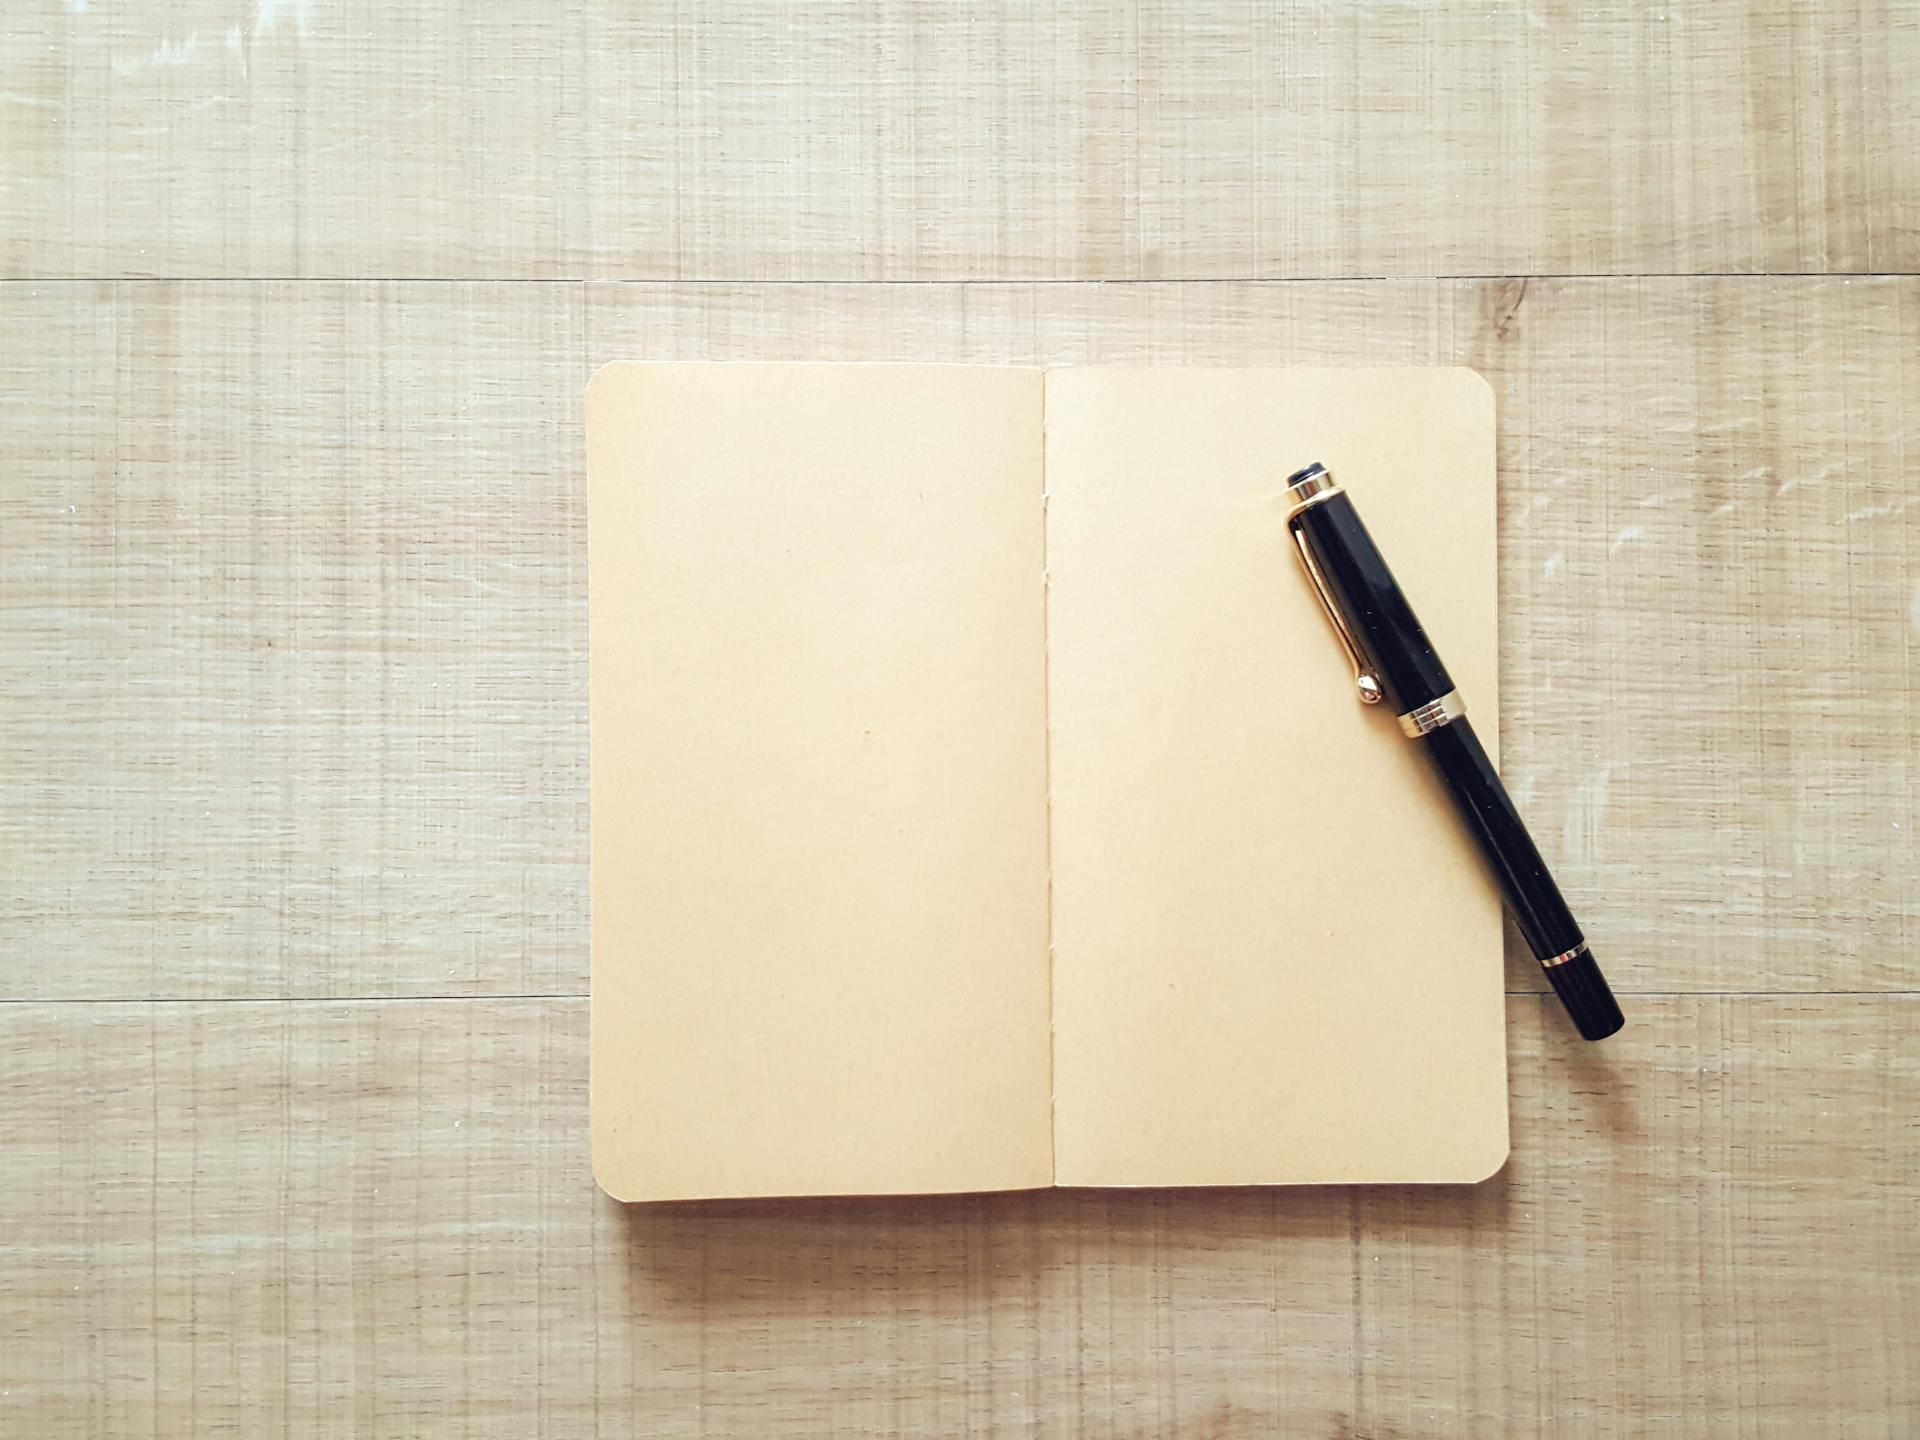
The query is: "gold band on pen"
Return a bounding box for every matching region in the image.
[1397,690,1466,737]
[1284,467,1344,519]
[1542,941,1590,969]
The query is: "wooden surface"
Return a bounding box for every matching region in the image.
[5,2,1918,279]
[2,4,1917,1436]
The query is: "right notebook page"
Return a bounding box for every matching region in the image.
[1044,368,1510,1186]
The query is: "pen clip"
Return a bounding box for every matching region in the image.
[1287,503,1385,706]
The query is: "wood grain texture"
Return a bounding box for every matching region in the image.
[4,279,1913,999]
[1,282,589,1000]
[3,1,1917,281]
[1,995,1913,1437]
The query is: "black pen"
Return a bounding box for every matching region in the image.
[1283,462,1624,1041]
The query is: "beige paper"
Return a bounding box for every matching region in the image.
[588,363,1054,1201]
[588,362,1507,1200]
[1045,367,1508,1185]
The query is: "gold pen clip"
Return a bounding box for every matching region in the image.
[1285,465,1384,705]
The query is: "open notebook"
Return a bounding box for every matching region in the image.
[588,364,1507,1201]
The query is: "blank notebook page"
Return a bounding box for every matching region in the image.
[588,364,1054,1202]
[1044,368,1510,1186]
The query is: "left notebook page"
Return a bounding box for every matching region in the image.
[587,363,1054,1201]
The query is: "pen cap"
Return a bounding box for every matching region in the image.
[1284,466,1455,713]
[1544,946,1625,1041]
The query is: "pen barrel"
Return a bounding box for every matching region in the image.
[1419,718,1624,1041]
[1293,491,1454,713]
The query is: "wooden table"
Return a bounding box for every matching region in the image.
[3,5,1916,1435]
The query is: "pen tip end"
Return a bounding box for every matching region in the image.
[1286,462,1328,489]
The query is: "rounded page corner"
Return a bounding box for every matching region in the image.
[1458,1125,1512,1185]
[1437,365,1497,419]
[590,1140,647,1205]
[584,358,642,412]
